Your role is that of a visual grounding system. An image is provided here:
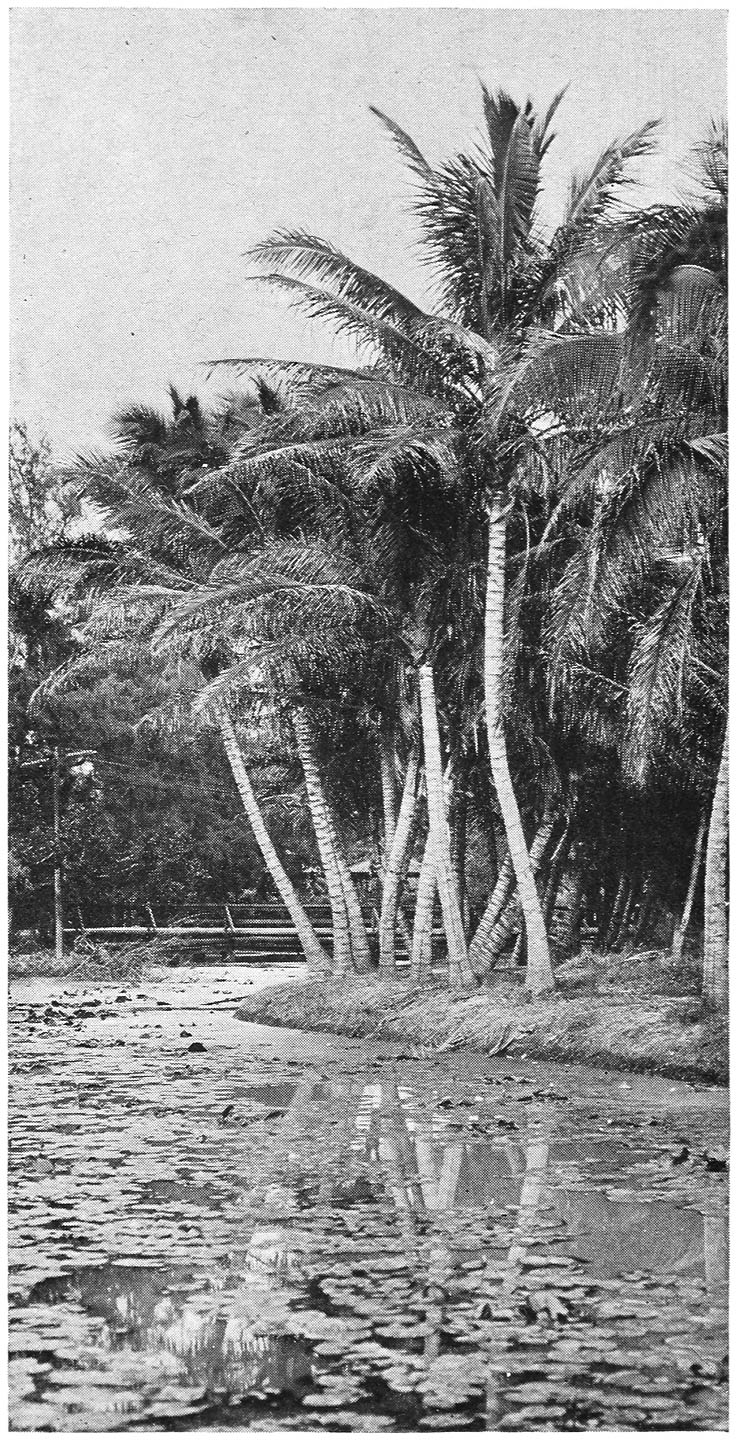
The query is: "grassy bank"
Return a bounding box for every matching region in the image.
[235,950,728,1086]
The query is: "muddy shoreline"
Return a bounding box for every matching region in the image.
[235,974,729,1087]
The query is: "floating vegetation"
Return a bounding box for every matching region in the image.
[8,969,728,1431]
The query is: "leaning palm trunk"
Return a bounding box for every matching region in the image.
[292,708,353,974]
[673,811,707,963]
[703,729,729,1007]
[219,711,330,975]
[417,663,472,987]
[469,853,516,976]
[379,744,421,975]
[475,806,558,973]
[605,873,629,951]
[485,492,554,994]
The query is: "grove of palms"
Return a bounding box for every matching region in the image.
[13,88,728,1011]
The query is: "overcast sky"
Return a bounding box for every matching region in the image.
[10,6,727,458]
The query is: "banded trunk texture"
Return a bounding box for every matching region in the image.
[703,729,729,1007]
[485,491,554,994]
[219,711,330,974]
[673,811,707,963]
[293,709,358,974]
[379,744,421,975]
[418,663,472,987]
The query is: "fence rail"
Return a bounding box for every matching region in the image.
[64,902,446,965]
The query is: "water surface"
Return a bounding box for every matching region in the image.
[8,967,728,1431]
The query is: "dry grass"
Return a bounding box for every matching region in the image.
[235,948,727,1086]
[8,936,182,982]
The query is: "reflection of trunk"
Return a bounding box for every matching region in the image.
[673,811,707,962]
[294,709,369,973]
[418,663,472,987]
[503,1139,550,1292]
[219,711,330,974]
[485,491,554,995]
[703,728,729,1006]
[379,745,421,975]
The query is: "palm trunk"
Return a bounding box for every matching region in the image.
[470,805,557,976]
[485,491,554,994]
[469,854,515,976]
[379,744,421,975]
[615,880,635,949]
[293,708,353,974]
[551,858,585,959]
[605,873,628,951]
[410,828,437,983]
[379,730,398,857]
[450,782,470,937]
[543,807,576,930]
[219,711,330,975]
[703,729,729,1007]
[417,663,472,987]
[329,810,372,973]
[673,811,707,963]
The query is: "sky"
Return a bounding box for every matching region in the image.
[10,6,728,459]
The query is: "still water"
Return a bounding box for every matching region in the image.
[8,967,728,1431]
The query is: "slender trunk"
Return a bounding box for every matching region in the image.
[615,879,635,950]
[485,491,554,994]
[410,827,437,983]
[418,663,472,987]
[632,876,652,947]
[329,810,372,973]
[673,811,707,963]
[219,712,330,974]
[379,731,398,858]
[379,745,421,976]
[469,853,515,976]
[543,810,575,930]
[703,729,729,1007]
[550,856,585,959]
[53,748,63,963]
[470,805,557,976]
[605,873,628,951]
[293,709,353,974]
[450,782,470,938]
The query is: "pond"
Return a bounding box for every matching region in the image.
[8,966,729,1431]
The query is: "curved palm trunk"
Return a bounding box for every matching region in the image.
[703,729,729,1007]
[476,805,558,974]
[485,492,554,995]
[418,663,472,987]
[292,709,353,974]
[673,810,707,963]
[469,854,515,976]
[219,711,330,975]
[379,744,421,976]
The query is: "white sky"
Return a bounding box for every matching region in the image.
[10,6,727,458]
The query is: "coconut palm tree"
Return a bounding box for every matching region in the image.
[214,87,658,992]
